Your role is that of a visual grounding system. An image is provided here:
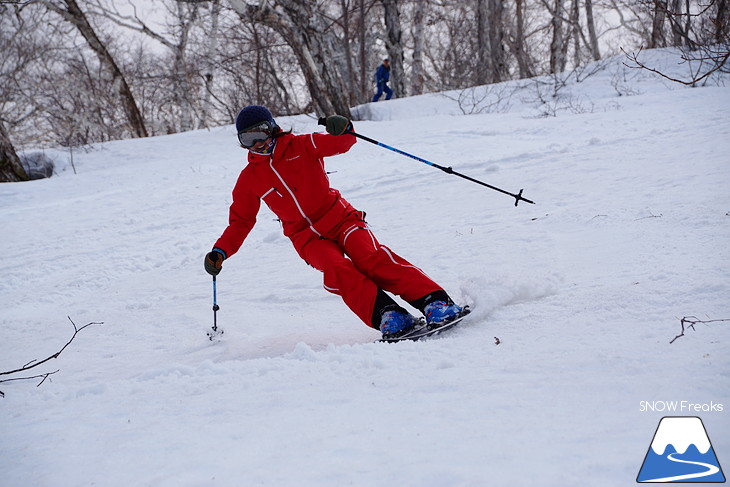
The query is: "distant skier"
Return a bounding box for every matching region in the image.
[372,59,393,102]
[204,105,465,340]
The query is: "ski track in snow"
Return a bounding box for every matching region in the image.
[1,50,729,487]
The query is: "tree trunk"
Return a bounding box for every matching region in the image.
[358,0,369,103]
[227,0,352,117]
[670,0,687,48]
[0,123,29,183]
[515,0,533,79]
[716,0,729,43]
[200,0,221,129]
[681,0,692,49]
[44,0,148,138]
[173,1,198,133]
[476,0,490,85]
[571,0,581,67]
[380,0,406,98]
[585,0,601,61]
[549,0,567,73]
[340,0,357,106]
[410,0,425,95]
[650,0,667,48]
[487,0,508,82]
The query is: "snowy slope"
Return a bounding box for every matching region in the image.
[2,50,729,486]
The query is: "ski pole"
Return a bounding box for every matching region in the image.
[212,275,219,331]
[346,130,535,207]
[208,275,221,340]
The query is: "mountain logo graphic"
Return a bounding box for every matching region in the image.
[637,416,725,483]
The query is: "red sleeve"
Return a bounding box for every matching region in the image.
[213,174,260,259]
[308,131,356,158]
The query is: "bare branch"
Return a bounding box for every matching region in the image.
[85,0,175,49]
[634,209,662,220]
[0,1,41,5]
[670,315,729,344]
[0,370,59,387]
[0,317,102,377]
[622,45,730,86]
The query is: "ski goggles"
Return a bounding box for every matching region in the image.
[237,120,276,148]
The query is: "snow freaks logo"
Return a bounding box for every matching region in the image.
[637,416,726,483]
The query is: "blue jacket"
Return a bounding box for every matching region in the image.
[375,64,390,84]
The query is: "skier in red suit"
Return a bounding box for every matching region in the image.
[205,105,465,340]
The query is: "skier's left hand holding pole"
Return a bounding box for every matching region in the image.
[318,115,352,136]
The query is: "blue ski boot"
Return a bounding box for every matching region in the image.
[380,305,422,340]
[424,301,464,327]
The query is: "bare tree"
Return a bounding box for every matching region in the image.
[338,0,358,105]
[358,0,370,101]
[380,0,406,98]
[172,0,201,132]
[410,0,426,95]
[714,0,729,42]
[624,0,730,86]
[668,0,689,47]
[476,0,490,84]
[40,51,131,145]
[423,1,477,91]
[1,4,38,139]
[0,122,29,182]
[650,0,668,47]
[548,0,568,73]
[487,0,509,82]
[42,0,148,138]
[1,3,78,145]
[319,0,380,107]
[476,0,508,84]
[4,0,724,149]
[200,0,222,129]
[585,0,601,61]
[227,0,353,117]
[513,0,534,79]
[214,15,304,117]
[91,0,206,132]
[570,0,580,67]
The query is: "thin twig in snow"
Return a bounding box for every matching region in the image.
[0,317,102,397]
[670,316,729,344]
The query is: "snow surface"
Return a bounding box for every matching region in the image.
[2,49,729,486]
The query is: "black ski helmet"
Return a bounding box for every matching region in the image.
[235,105,277,133]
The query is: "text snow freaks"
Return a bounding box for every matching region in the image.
[640,401,724,413]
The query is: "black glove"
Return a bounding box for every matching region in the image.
[318,115,352,136]
[204,249,225,276]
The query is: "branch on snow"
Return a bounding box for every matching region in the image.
[0,317,102,397]
[621,46,730,87]
[0,370,60,393]
[669,316,729,344]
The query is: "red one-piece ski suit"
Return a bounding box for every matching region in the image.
[213,131,443,328]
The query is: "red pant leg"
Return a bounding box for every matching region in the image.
[297,237,379,327]
[339,223,442,303]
